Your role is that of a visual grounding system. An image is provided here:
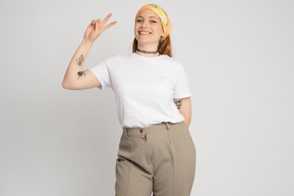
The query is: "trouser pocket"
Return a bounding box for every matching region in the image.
[118,133,132,158]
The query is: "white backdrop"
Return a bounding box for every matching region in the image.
[1,0,293,195]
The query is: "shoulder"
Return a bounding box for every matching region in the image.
[168,56,182,65]
[114,53,133,59]
[108,53,135,62]
[97,55,117,65]
[101,54,127,65]
[161,56,184,71]
[101,53,131,61]
[158,55,180,64]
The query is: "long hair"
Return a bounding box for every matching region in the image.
[132,35,173,57]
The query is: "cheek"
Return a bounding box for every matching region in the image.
[134,23,140,29]
[156,24,163,32]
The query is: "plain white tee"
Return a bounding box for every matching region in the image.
[89,52,192,128]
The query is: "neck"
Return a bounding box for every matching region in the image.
[136,44,160,57]
[136,50,160,57]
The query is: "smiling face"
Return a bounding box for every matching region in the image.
[134,9,165,45]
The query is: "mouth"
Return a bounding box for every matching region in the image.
[138,31,152,36]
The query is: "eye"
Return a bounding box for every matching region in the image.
[136,19,157,23]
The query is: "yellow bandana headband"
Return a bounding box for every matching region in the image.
[135,4,173,43]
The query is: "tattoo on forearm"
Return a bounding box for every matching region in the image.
[77,71,86,76]
[174,99,182,109]
[76,54,84,66]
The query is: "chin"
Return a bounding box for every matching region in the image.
[136,37,157,43]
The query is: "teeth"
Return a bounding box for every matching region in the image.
[140,31,151,34]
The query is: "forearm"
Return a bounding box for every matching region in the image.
[62,39,93,88]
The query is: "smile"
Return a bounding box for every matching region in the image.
[139,33,152,36]
[138,31,152,36]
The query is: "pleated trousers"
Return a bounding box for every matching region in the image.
[115,121,196,196]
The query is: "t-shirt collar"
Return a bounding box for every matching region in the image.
[132,52,168,61]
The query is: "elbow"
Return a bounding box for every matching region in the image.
[185,119,191,128]
[187,119,191,128]
[62,82,67,89]
[62,82,78,90]
[183,117,192,128]
[62,82,70,89]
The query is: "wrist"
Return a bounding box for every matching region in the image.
[82,38,94,46]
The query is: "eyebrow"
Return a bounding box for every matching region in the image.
[137,16,157,19]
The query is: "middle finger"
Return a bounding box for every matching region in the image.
[100,13,112,26]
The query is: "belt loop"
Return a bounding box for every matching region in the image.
[164,122,170,130]
[126,128,129,138]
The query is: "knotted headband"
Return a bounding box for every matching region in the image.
[135,4,173,43]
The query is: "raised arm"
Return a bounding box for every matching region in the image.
[62,14,117,90]
[62,39,98,90]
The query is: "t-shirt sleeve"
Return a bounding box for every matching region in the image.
[173,62,192,99]
[88,57,113,90]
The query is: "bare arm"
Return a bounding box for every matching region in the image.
[62,39,94,89]
[174,97,192,128]
[62,14,117,90]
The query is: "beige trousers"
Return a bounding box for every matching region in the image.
[115,121,196,196]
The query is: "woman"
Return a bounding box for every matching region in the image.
[62,4,196,196]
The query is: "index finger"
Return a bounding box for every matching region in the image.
[102,21,117,31]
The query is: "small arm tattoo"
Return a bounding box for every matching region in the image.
[77,71,86,76]
[174,99,182,109]
[76,54,84,66]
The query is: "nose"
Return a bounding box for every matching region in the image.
[140,20,148,28]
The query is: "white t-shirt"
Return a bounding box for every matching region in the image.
[89,52,192,128]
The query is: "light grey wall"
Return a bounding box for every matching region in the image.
[1,0,293,195]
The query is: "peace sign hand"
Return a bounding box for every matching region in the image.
[84,13,117,43]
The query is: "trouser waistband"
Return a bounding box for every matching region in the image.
[122,121,185,137]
